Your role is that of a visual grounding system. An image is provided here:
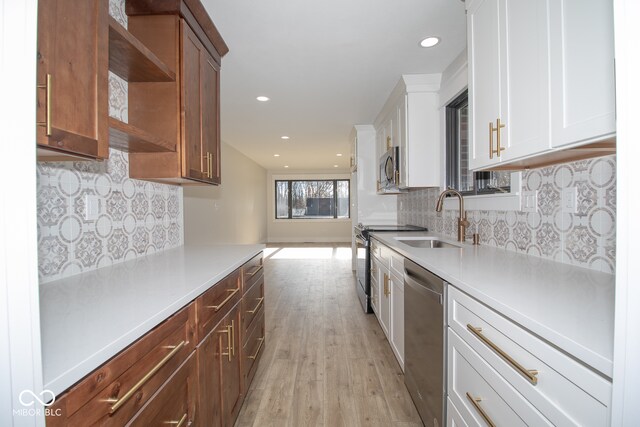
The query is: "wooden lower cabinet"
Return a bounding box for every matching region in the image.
[197,301,244,427]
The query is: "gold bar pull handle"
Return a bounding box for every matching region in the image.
[386,135,392,150]
[383,273,390,297]
[219,324,232,361]
[37,74,52,136]
[495,118,506,157]
[207,287,240,312]
[164,413,188,426]
[467,324,538,385]
[246,265,263,277]
[247,297,264,314]
[109,340,186,414]
[466,392,496,427]
[208,152,214,178]
[489,121,496,159]
[231,319,235,356]
[248,337,265,360]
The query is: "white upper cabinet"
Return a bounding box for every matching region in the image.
[467,0,615,170]
[374,74,441,189]
[548,0,615,147]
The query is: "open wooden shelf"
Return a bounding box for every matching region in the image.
[108,118,176,153]
[108,16,176,82]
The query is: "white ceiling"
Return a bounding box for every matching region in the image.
[202,0,467,171]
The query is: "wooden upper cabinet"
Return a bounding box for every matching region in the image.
[36,0,109,160]
[181,22,221,184]
[126,0,227,185]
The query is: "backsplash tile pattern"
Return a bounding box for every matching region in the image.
[37,0,184,284]
[398,155,616,273]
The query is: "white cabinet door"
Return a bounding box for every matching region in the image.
[548,0,615,147]
[467,0,502,170]
[379,266,391,339]
[499,0,551,161]
[390,272,404,369]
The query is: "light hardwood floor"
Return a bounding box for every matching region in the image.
[235,244,423,427]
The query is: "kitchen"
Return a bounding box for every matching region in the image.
[1,0,639,426]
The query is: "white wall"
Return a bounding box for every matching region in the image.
[267,171,352,243]
[183,143,267,245]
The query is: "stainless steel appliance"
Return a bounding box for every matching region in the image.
[354,224,427,313]
[404,259,446,427]
[379,146,401,191]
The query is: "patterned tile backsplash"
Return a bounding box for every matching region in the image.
[37,0,184,284]
[398,155,616,273]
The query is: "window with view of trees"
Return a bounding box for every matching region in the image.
[275,180,350,219]
[446,90,511,195]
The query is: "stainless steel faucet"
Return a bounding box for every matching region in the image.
[435,188,469,242]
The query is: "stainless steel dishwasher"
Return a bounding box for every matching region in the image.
[404,259,446,427]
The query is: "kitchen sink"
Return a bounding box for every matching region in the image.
[394,237,462,249]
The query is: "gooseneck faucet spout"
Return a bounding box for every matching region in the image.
[435,188,469,242]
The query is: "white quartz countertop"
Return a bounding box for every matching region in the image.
[40,244,265,396]
[371,232,615,378]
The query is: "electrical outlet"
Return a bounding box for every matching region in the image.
[562,187,578,214]
[521,191,537,213]
[84,195,100,220]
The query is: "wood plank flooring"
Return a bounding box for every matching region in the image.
[235,244,423,427]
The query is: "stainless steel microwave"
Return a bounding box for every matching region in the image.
[379,146,401,191]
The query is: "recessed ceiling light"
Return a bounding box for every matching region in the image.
[274,154,280,157]
[420,37,440,48]
[334,165,338,168]
[284,165,289,168]
[256,96,270,102]
[336,153,343,157]
[281,136,290,140]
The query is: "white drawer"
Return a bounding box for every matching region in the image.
[447,397,469,427]
[448,286,611,426]
[448,329,551,427]
[389,248,404,280]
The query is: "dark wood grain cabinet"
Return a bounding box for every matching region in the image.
[36,0,109,160]
[126,0,228,185]
[46,252,263,427]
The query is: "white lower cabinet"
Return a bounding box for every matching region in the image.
[447,286,612,426]
[370,239,405,370]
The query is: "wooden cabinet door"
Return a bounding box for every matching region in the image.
[181,20,221,184]
[181,21,207,182]
[220,302,244,426]
[36,0,109,160]
[197,330,223,427]
[202,49,221,184]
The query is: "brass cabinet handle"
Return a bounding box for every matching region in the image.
[208,152,214,178]
[466,392,496,427]
[219,324,232,362]
[108,340,186,414]
[386,135,392,150]
[246,265,263,277]
[489,121,496,159]
[248,337,265,360]
[467,324,538,385]
[37,73,52,136]
[207,287,240,312]
[495,118,506,157]
[395,169,400,184]
[247,297,264,314]
[231,319,235,356]
[383,273,390,297]
[169,413,188,427]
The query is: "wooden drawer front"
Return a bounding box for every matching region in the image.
[448,329,551,427]
[48,304,196,426]
[242,275,264,337]
[242,252,263,293]
[448,286,611,426]
[243,306,265,388]
[197,269,241,340]
[129,352,197,427]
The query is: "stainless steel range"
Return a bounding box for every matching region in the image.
[354,223,427,313]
